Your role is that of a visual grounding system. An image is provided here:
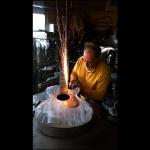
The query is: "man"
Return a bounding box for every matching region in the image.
[69,42,110,101]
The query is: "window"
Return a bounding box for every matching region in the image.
[33,13,46,39]
[33,13,45,31]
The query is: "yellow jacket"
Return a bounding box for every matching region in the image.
[70,56,110,101]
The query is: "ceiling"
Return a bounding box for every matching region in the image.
[33,0,117,11]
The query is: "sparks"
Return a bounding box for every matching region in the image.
[56,0,69,93]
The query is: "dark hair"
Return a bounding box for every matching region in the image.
[84,42,101,57]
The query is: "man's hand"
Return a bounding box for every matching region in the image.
[69,80,80,89]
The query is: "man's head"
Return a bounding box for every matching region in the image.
[83,42,101,70]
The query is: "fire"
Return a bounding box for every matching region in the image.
[63,46,69,88]
[59,45,69,94]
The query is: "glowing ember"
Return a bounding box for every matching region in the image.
[57,88,79,108]
[64,94,79,108]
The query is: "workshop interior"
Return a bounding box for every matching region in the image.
[33,0,118,149]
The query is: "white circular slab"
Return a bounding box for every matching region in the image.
[35,85,93,128]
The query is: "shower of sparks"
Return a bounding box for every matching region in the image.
[62,46,69,87]
[56,0,69,93]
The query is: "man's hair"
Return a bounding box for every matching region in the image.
[84,42,101,58]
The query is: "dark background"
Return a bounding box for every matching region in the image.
[0,0,149,149]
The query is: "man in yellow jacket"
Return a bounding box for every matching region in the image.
[69,42,110,101]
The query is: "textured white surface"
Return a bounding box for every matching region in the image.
[35,85,93,128]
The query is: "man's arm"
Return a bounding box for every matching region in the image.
[70,57,82,82]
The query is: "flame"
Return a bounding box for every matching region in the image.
[63,47,69,87]
[59,39,69,94]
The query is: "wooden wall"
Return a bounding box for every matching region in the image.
[46,0,117,32]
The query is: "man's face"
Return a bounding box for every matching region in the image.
[83,48,95,69]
